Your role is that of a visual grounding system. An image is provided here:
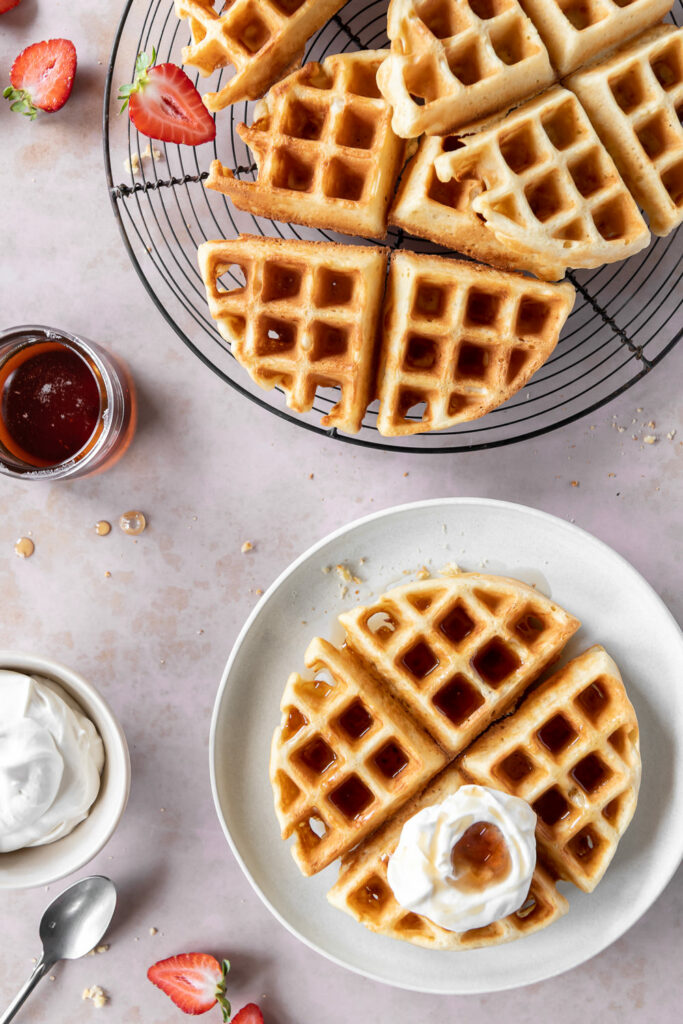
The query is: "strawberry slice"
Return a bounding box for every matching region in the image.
[147,953,231,1019]
[118,50,215,146]
[0,0,22,13]
[3,39,76,119]
[233,1004,265,1024]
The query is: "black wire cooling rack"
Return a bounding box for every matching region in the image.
[103,0,682,453]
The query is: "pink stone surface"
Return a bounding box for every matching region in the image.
[1,3,682,1022]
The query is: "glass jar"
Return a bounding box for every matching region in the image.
[0,326,137,480]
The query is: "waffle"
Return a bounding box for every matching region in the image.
[519,0,673,75]
[460,645,641,892]
[270,637,448,876]
[205,52,408,239]
[390,135,550,277]
[339,573,580,752]
[567,25,683,237]
[328,763,570,948]
[434,86,651,278]
[375,250,575,436]
[197,235,387,434]
[173,0,346,111]
[376,0,555,138]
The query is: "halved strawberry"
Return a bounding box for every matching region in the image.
[0,0,22,13]
[233,1004,265,1024]
[3,38,76,119]
[147,953,230,1019]
[118,50,215,146]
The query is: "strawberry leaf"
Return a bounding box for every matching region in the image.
[3,85,38,120]
[216,959,231,1023]
[117,48,157,112]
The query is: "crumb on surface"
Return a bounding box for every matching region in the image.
[415,565,431,580]
[82,985,108,1008]
[335,563,352,582]
[439,562,461,577]
[571,480,579,487]
[643,435,657,445]
[241,541,253,553]
[321,565,331,575]
[149,926,158,936]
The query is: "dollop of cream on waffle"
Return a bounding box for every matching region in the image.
[386,784,536,932]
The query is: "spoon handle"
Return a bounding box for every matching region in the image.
[0,956,52,1024]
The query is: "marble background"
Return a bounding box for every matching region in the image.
[1,1,681,1021]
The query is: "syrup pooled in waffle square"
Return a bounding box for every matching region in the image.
[173,0,346,110]
[460,645,641,892]
[434,86,651,278]
[197,235,387,434]
[567,25,683,236]
[270,637,448,876]
[327,763,570,948]
[376,0,555,138]
[375,250,575,436]
[389,135,550,276]
[205,51,408,239]
[519,0,673,75]
[339,573,580,752]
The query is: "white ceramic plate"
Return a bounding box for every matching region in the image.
[210,499,683,994]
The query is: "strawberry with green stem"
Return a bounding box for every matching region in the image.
[118,49,215,146]
[4,38,77,119]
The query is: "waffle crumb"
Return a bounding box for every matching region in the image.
[336,563,353,582]
[82,986,108,1008]
[667,430,677,440]
[439,562,462,577]
[149,927,158,936]
[415,565,431,580]
[570,481,579,487]
[643,435,657,445]
[241,541,253,553]
[321,565,331,575]
[124,152,140,175]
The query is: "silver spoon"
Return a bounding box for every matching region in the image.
[0,875,117,1024]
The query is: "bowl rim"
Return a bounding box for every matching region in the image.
[0,650,131,890]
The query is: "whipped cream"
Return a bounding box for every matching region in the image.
[386,784,536,932]
[0,671,104,853]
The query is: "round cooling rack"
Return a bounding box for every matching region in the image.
[103,0,682,453]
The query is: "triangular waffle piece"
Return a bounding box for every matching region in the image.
[375,251,575,436]
[519,0,673,75]
[460,645,641,892]
[270,637,448,876]
[205,52,408,238]
[328,763,570,948]
[197,235,387,434]
[376,0,555,138]
[434,86,651,276]
[390,135,551,277]
[339,574,580,752]
[173,0,346,110]
[567,25,683,237]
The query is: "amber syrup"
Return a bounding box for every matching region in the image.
[0,342,101,468]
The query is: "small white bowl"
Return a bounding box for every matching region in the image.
[0,651,131,889]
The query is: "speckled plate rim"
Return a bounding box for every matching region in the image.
[209,498,683,994]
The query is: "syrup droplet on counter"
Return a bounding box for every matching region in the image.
[119,510,146,535]
[95,520,111,536]
[14,537,35,558]
[449,821,511,893]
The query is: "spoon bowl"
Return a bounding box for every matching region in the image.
[39,876,117,962]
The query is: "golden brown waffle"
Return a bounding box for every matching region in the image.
[460,645,641,892]
[197,235,387,434]
[327,763,570,948]
[390,135,549,276]
[173,0,346,110]
[376,0,554,138]
[270,637,448,876]
[205,51,408,239]
[339,573,580,752]
[434,86,651,278]
[567,25,683,237]
[375,250,575,436]
[519,0,673,75]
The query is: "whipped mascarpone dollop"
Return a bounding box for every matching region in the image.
[0,671,104,853]
[386,784,537,932]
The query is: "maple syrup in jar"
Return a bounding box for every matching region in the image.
[0,327,136,480]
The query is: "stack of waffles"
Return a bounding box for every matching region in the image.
[181,0,680,432]
[269,573,641,949]
[198,238,575,434]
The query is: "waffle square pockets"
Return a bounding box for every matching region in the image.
[205,51,408,238]
[174,0,347,109]
[270,637,448,875]
[567,25,683,235]
[375,250,575,435]
[197,235,388,434]
[377,0,555,137]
